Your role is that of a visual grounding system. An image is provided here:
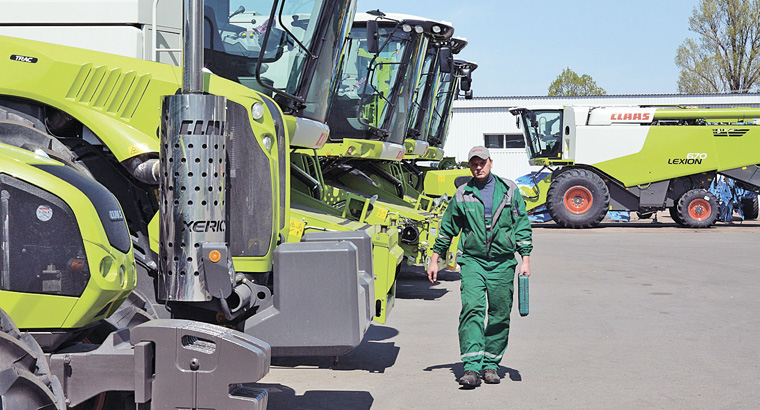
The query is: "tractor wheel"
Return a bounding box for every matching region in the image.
[546,169,610,228]
[741,195,759,220]
[0,308,65,410]
[675,189,718,228]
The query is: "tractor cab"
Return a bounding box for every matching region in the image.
[203,0,357,147]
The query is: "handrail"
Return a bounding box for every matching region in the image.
[152,0,182,61]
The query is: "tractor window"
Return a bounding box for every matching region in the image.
[204,0,324,97]
[0,175,89,297]
[521,110,563,160]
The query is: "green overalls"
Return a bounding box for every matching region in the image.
[433,176,532,372]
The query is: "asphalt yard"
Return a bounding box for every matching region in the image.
[253,214,760,409]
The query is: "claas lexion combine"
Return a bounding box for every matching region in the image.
[510,105,760,228]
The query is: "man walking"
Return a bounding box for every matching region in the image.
[427,145,533,388]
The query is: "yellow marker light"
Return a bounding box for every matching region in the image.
[209,250,221,263]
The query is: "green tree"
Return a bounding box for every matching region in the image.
[675,0,760,93]
[547,68,606,96]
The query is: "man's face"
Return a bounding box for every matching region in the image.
[469,157,492,180]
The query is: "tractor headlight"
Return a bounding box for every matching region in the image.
[118,265,127,287]
[414,25,424,34]
[432,25,441,34]
[402,24,412,33]
[262,135,273,151]
[251,102,265,121]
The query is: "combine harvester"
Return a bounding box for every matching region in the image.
[0,0,377,361]
[509,105,760,228]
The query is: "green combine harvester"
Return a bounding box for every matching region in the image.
[301,11,464,269]
[510,105,760,228]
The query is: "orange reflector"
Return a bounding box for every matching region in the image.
[209,250,221,263]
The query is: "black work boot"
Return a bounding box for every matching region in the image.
[458,370,482,388]
[483,369,500,384]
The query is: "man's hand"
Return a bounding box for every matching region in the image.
[427,253,441,283]
[519,255,531,276]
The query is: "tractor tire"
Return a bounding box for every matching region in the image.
[546,169,610,228]
[675,189,718,228]
[741,195,759,220]
[0,308,65,410]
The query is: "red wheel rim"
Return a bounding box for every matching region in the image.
[564,186,593,215]
[688,198,711,221]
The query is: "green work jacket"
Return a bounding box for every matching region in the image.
[432,175,532,261]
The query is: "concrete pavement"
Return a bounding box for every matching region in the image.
[254,216,760,409]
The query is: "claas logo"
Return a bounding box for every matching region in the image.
[610,112,652,121]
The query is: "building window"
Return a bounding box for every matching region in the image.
[484,134,525,149]
[484,134,504,148]
[505,134,525,148]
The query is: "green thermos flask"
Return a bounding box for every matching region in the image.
[518,274,529,317]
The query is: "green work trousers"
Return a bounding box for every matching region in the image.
[458,255,516,372]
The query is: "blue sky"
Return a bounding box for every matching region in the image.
[356,0,701,96]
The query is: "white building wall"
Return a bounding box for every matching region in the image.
[446,93,760,180]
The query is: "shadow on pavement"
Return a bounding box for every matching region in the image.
[423,362,522,383]
[271,325,400,373]
[256,383,373,410]
[395,264,460,301]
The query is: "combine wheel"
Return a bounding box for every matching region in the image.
[668,207,683,225]
[0,309,65,410]
[741,195,759,220]
[675,189,718,228]
[546,169,610,228]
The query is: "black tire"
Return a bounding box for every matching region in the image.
[675,189,718,228]
[546,169,610,228]
[636,211,654,220]
[669,206,683,225]
[741,195,759,220]
[0,308,65,410]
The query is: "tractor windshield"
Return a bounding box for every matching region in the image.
[326,22,426,144]
[204,0,356,120]
[519,109,563,160]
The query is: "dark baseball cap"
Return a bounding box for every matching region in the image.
[467,145,490,161]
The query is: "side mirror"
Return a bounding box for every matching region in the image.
[459,67,472,92]
[438,46,453,74]
[465,89,473,100]
[366,20,379,54]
